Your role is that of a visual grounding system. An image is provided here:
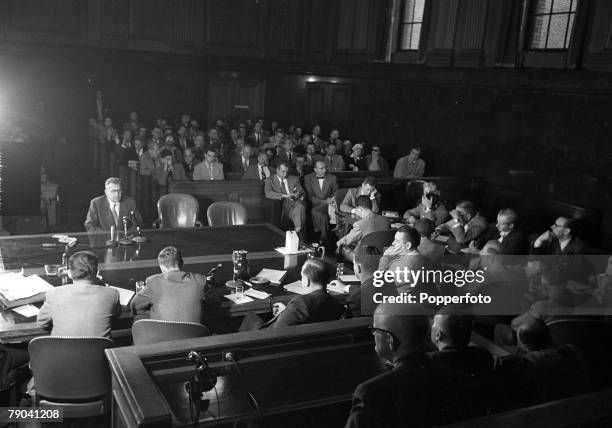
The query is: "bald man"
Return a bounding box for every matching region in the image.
[345,304,470,427]
[304,161,338,243]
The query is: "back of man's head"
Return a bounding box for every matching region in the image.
[432,307,473,349]
[158,246,183,270]
[355,195,373,210]
[456,201,476,217]
[302,259,330,289]
[517,317,553,352]
[398,226,421,250]
[69,251,98,282]
[354,245,382,275]
[374,303,429,354]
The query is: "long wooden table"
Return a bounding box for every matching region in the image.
[0,224,346,342]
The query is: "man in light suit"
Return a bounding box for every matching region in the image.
[84,177,142,232]
[323,144,345,172]
[193,149,225,180]
[131,246,207,323]
[37,251,122,338]
[264,161,306,236]
[242,153,275,180]
[304,161,338,244]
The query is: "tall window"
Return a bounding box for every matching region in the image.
[398,0,425,50]
[529,0,578,49]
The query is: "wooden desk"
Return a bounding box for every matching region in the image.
[0,224,345,342]
[106,318,385,428]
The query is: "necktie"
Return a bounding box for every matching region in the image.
[112,203,119,226]
[318,177,324,191]
[282,178,289,194]
[287,152,291,162]
[260,166,265,180]
[243,157,248,170]
[208,163,214,180]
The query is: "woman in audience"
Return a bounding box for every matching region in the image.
[365,144,390,171]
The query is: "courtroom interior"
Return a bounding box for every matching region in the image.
[0,0,612,427]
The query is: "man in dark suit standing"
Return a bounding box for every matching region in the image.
[37,251,122,338]
[240,259,345,330]
[264,161,307,236]
[84,177,142,232]
[345,303,470,427]
[304,161,338,244]
[131,246,206,324]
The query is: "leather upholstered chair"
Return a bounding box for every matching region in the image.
[28,336,115,419]
[206,202,248,226]
[154,193,203,228]
[132,320,210,346]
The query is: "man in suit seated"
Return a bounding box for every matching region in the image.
[340,176,381,215]
[182,147,200,180]
[433,201,488,252]
[264,161,307,238]
[304,161,339,244]
[345,303,471,427]
[230,143,256,174]
[242,152,275,180]
[378,226,430,290]
[393,146,426,178]
[156,149,188,191]
[337,196,390,257]
[429,307,493,377]
[403,181,449,227]
[341,245,397,317]
[240,259,345,330]
[473,208,529,255]
[131,246,207,324]
[193,148,225,181]
[531,217,593,282]
[84,177,142,232]
[37,251,122,338]
[323,143,345,172]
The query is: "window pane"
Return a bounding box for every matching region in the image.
[403,0,414,22]
[566,13,575,48]
[547,14,569,48]
[410,24,422,50]
[414,0,425,22]
[402,0,425,24]
[535,0,553,14]
[552,0,572,13]
[400,24,413,50]
[529,14,550,49]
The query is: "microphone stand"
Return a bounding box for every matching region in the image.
[118,216,134,245]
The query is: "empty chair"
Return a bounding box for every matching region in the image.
[28,336,115,419]
[132,319,210,346]
[154,193,203,228]
[206,201,248,226]
[360,229,397,253]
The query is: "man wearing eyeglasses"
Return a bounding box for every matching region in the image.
[346,303,469,427]
[532,216,588,256]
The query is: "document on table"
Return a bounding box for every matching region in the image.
[224,294,254,304]
[0,273,53,300]
[109,286,136,306]
[284,280,315,295]
[340,275,359,283]
[244,288,270,299]
[255,269,287,285]
[12,304,40,318]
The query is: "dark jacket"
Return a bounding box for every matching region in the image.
[272,289,345,328]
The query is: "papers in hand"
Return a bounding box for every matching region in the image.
[109,286,135,306]
[224,293,254,304]
[255,268,287,285]
[0,273,53,300]
[12,304,40,318]
[284,280,315,295]
[244,288,270,299]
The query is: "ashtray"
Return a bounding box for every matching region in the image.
[249,277,270,286]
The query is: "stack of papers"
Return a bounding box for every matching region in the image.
[244,288,270,299]
[255,269,287,285]
[109,286,136,306]
[284,280,315,295]
[0,273,54,309]
[224,294,254,304]
[12,304,40,318]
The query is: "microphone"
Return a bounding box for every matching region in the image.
[185,351,218,422]
[205,263,223,277]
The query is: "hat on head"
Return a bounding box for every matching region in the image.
[414,219,434,236]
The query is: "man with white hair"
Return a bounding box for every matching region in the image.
[85,177,142,232]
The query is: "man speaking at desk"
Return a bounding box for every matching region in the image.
[84,177,142,232]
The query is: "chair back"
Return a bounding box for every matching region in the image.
[360,229,397,253]
[206,201,248,226]
[157,193,200,228]
[132,319,210,346]
[333,188,350,211]
[29,336,114,401]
